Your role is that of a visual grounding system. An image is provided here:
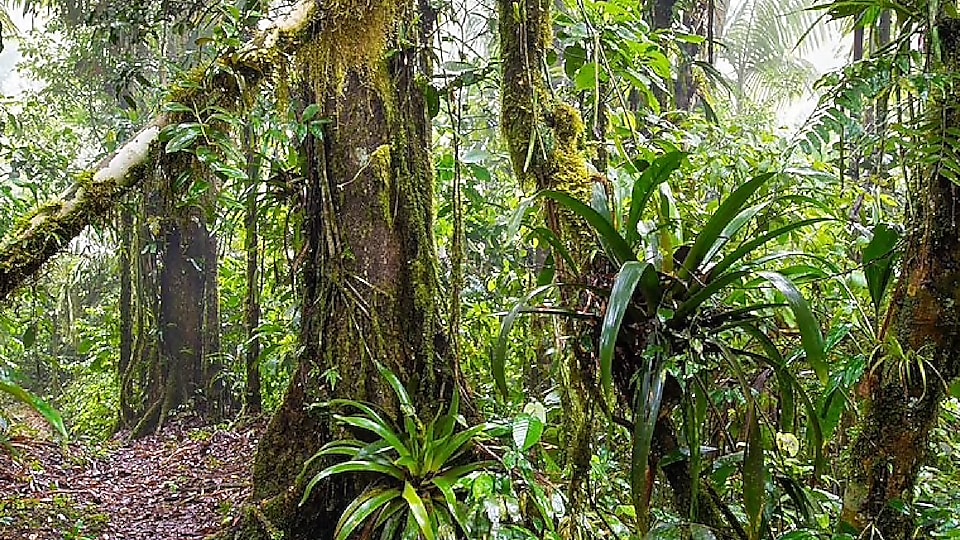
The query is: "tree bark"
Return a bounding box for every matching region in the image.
[243,121,263,416]
[842,18,960,539]
[221,0,451,537]
[121,154,222,436]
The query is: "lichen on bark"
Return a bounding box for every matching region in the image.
[842,17,960,539]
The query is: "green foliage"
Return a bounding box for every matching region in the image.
[300,364,498,540]
[0,371,67,441]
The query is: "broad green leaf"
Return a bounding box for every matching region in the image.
[512,414,544,451]
[600,261,655,404]
[680,174,772,282]
[574,62,599,91]
[758,271,827,383]
[863,223,900,315]
[163,124,202,154]
[325,398,391,430]
[301,459,404,506]
[540,190,636,265]
[0,379,67,439]
[333,488,401,540]
[429,423,492,470]
[402,481,436,540]
[21,323,36,349]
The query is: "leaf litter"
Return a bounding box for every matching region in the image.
[0,414,263,539]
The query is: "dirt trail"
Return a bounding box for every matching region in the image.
[0,417,261,540]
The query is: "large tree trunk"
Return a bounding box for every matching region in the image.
[223,0,450,537]
[120,155,224,436]
[842,18,960,539]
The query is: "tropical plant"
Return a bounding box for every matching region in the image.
[1,367,68,445]
[496,153,832,533]
[721,0,834,107]
[299,363,498,540]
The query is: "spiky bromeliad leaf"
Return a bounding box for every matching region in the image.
[626,151,687,244]
[743,325,826,474]
[335,415,411,460]
[701,218,832,288]
[743,400,765,540]
[631,358,667,532]
[375,360,416,417]
[758,271,827,383]
[333,487,402,540]
[679,174,773,283]
[599,261,657,405]
[403,481,436,540]
[539,190,636,266]
[301,459,405,506]
[432,474,472,537]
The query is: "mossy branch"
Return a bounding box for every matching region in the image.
[0,0,319,301]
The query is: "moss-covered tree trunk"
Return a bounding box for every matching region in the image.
[498,0,598,516]
[120,155,224,436]
[842,18,960,539]
[242,122,263,416]
[224,0,450,537]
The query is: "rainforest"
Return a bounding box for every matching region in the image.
[1,0,959,538]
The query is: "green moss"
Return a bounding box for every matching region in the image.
[299,0,399,95]
[369,144,395,228]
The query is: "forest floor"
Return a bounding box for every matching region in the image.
[0,409,262,539]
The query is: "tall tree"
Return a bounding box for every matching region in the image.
[119,152,225,436]
[842,18,960,538]
[221,0,453,537]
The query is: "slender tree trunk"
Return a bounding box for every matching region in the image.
[243,122,263,416]
[118,203,136,425]
[498,0,598,517]
[842,18,960,538]
[222,0,450,537]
